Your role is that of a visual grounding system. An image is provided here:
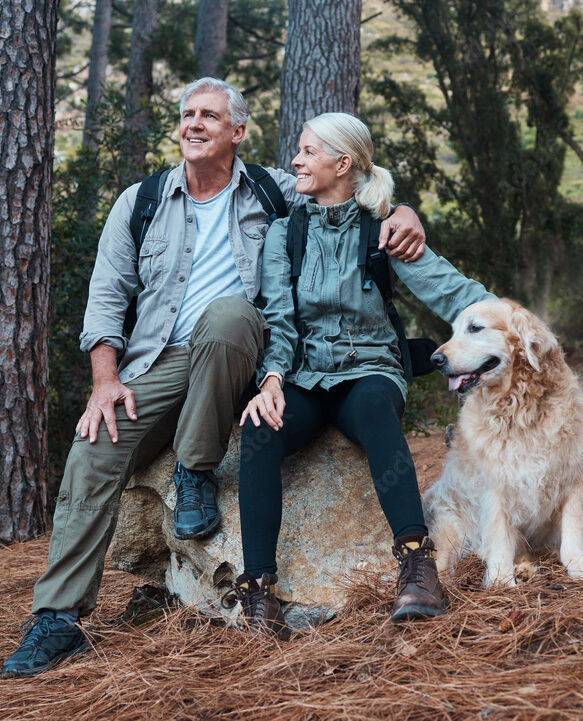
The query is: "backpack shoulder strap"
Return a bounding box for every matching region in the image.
[129,168,171,256]
[285,206,309,322]
[245,163,288,225]
[124,169,170,338]
[358,210,390,297]
[359,210,414,382]
[286,206,308,280]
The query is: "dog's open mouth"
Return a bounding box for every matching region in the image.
[448,356,501,394]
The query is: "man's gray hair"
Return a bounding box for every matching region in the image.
[179,78,249,126]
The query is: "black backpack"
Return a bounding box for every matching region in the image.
[285,206,437,382]
[123,164,288,335]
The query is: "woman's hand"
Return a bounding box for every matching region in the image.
[240,376,286,431]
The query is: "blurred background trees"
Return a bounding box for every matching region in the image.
[364,0,583,335]
[4,0,581,530]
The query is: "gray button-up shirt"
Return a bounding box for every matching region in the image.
[79,157,300,384]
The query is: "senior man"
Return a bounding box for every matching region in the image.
[2,77,426,678]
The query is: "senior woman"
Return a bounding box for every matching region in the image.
[222,113,492,636]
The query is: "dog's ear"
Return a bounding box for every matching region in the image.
[509,304,558,372]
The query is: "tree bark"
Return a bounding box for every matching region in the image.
[195,0,229,78]
[0,0,57,542]
[120,0,159,188]
[278,0,362,170]
[83,0,113,152]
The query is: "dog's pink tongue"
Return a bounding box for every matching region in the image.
[448,374,473,392]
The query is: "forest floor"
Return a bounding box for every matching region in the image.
[1,432,582,721]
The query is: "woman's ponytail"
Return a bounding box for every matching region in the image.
[353,163,394,219]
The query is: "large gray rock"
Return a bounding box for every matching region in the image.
[110,426,396,628]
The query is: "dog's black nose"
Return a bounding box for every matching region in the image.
[431,352,447,368]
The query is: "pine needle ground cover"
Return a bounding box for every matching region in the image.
[1,434,582,721]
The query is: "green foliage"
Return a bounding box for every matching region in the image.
[56,0,91,56]
[223,0,287,95]
[516,10,583,140]
[361,82,440,209]
[402,371,458,434]
[150,0,199,82]
[55,0,93,104]
[242,102,281,168]
[364,0,583,330]
[223,0,287,167]
[107,0,134,71]
[545,199,583,344]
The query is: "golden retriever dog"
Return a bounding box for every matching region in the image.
[424,298,583,587]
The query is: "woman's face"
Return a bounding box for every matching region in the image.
[291,127,351,205]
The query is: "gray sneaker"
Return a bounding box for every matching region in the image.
[2,612,88,679]
[173,462,220,539]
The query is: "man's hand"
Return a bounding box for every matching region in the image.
[379,205,426,262]
[76,379,137,444]
[76,343,137,443]
[240,376,285,431]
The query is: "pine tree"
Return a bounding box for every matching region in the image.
[0,0,58,542]
[278,0,362,170]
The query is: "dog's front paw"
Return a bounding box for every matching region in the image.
[514,560,536,583]
[483,565,517,588]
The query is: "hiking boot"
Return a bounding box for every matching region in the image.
[221,572,288,638]
[1,612,88,679]
[173,462,219,539]
[391,537,447,622]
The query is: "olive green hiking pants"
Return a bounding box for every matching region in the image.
[32,297,267,616]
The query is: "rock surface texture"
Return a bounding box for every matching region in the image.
[110,426,396,628]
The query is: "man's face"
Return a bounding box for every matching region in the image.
[179,90,245,168]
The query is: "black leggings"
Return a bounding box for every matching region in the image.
[239,374,427,577]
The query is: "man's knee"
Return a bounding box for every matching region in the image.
[192,297,265,351]
[60,435,130,502]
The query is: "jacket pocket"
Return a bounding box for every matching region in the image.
[138,238,168,290]
[299,250,320,293]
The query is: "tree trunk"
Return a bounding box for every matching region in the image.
[83,0,113,152]
[0,0,57,543]
[120,0,159,188]
[195,0,229,78]
[278,0,362,170]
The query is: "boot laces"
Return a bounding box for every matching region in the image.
[395,547,431,590]
[220,577,264,617]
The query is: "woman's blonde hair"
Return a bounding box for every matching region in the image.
[304,112,394,219]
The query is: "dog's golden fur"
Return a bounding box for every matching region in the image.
[424,298,583,586]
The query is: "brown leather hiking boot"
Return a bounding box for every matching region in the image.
[391,537,447,622]
[221,572,289,638]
